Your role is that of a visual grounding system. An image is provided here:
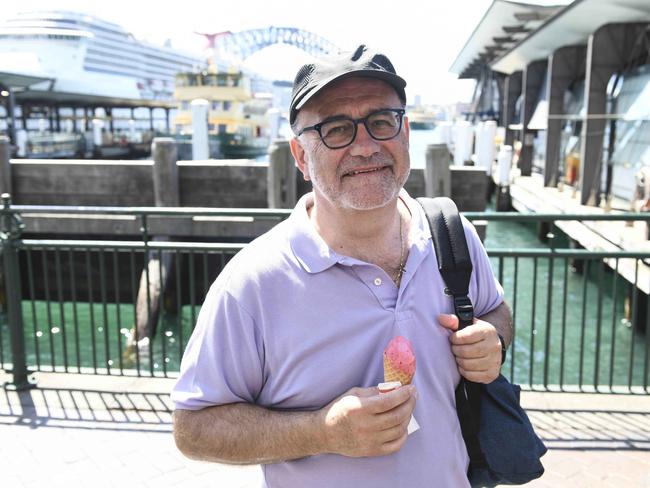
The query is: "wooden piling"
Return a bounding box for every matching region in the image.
[125,138,179,363]
[424,143,451,197]
[267,139,296,208]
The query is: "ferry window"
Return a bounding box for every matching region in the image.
[188,75,199,86]
[204,75,218,86]
[181,101,190,110]
[223,101,232,111]
[217,75,228,87]
[218,124,227,134]
[212,101,221,111]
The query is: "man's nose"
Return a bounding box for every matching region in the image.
[348,122,381,157]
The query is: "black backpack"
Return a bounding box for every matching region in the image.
[417,197,547,487]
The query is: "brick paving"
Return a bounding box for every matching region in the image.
[1,372,649,488]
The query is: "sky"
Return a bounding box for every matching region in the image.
[2,0,570,105]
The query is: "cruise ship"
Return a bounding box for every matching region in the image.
[0,10,206,101]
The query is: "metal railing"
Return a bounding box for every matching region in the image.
[1,197,649,394]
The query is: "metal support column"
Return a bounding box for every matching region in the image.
[502,71,522,147]
[107,108,114,133]
[149,107,154,131]
[519,60,547,176]
[165,108,170,134]
[579,22,648,206]
[4,88,17,146]
[1,193,34,390]
[545,45,586,187]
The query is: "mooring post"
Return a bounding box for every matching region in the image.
[267,139,296,209]
[126,139,179,366]
[0,136,12,196]
[1,193,34,390]
[424,143,451,197]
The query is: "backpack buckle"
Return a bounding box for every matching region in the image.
[453,295,474,327]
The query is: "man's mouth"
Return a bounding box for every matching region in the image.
[343,166,389,177]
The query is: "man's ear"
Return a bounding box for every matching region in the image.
[290,137,311,182]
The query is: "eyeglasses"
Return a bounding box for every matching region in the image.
[297,108,405,149]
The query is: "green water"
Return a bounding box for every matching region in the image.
[1,218,648,389]
[483,218,648,389]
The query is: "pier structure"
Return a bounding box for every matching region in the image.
[449,0,650,329]
[0,74,174,159]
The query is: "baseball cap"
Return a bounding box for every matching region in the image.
[289,44,407,125]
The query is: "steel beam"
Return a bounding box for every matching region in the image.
[520,60,547,176]
[579,22,649,206]
[503,71,522,147]
[545,45,586,187]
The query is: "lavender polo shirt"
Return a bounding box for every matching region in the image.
[171,190,504,488]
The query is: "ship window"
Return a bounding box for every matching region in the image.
[217,75,228,87]
[203,74,218,86]
[211,101,221,111]
[223,101,232,111]
[181,102,190,110]
[218,124,227,134]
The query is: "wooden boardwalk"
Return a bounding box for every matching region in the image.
[1,372,649,487]
[509,175,650,294]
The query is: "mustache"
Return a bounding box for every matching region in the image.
[338,153,395,176]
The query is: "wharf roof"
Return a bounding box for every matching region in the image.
[0,71,174,109]
[450,0,568,79]
[490,0,650,74]
[13,89,176,109]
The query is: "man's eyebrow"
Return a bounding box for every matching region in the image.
[316,107,397,124]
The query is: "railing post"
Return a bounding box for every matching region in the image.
[267,139,296,209]
[1,193,34,390]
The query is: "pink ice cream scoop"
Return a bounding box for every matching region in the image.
[383,336,416,386]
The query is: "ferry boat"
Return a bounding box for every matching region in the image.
[407,108,437,131]
[0,10,205,101]
[173,66,270,159]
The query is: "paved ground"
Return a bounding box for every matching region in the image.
[1,371,649,488]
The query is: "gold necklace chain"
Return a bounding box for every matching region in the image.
[394,211,405,286]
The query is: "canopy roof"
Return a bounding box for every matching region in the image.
[450,0,567,79]
[491,0,650,74]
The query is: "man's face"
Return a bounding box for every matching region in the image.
[291,77,410,211]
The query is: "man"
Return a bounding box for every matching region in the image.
[172,45,512,487]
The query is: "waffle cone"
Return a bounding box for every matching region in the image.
[383,356,413,385]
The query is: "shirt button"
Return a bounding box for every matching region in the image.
[374,277,382,286]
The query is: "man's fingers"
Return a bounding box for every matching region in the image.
[437,313,459,331]
[365,385,415,414]
[451,342,495,359]
[455,355,500,371]
[459,366,499,384]
[448,321,495,345]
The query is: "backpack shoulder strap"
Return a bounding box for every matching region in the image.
[416,197,474,328]
[417,196,488,472]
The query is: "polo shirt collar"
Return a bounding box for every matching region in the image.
[288,190,432,274]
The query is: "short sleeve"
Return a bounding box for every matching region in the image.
[462,216,504,317]
[170,282,265,410]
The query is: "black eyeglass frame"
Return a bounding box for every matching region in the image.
[297,108,406,149]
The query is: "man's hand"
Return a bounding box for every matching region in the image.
[438,313,502,384]
[319,385,417,458]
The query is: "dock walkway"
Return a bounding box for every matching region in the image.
[1,372,649,487]
[509,174,650,294]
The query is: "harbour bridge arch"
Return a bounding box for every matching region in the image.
[198,27,339,60]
